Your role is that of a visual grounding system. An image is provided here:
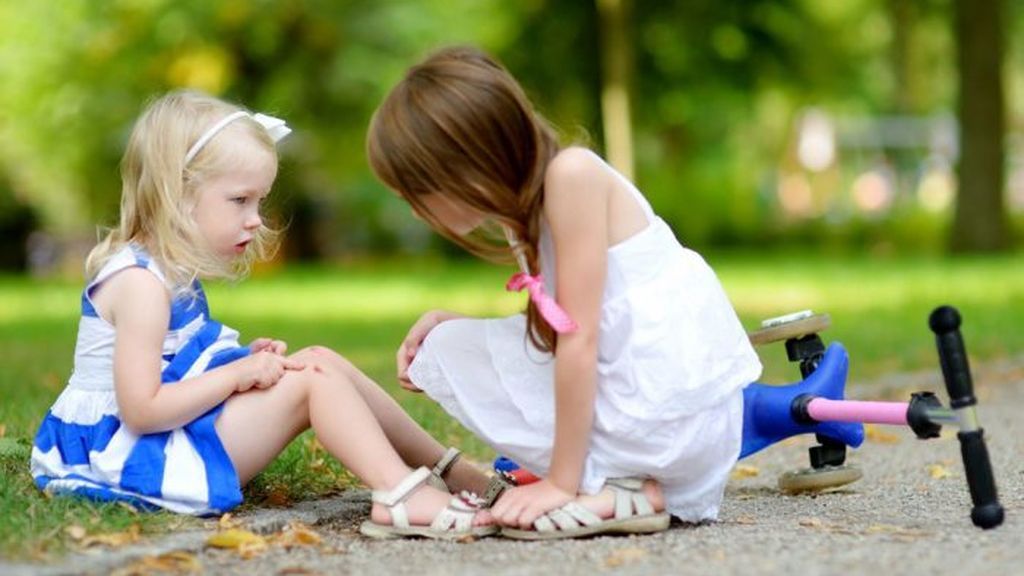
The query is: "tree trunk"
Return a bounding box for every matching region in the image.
[951,0,1010,252]
[596,0,634,179]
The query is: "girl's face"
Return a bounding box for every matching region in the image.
[417,192,487,236]
[192,132,277,261]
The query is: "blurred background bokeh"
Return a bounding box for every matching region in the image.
[0,0,1020,273]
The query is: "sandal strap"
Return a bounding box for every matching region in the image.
[371,467,433,509]
[432,447,462,479]
[606,477,654,519]
[534,502,602,533]
[481,474,512,508]
[429,497,476,533]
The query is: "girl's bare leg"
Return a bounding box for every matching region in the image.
[214,346,489,526]
[302,347,491,496]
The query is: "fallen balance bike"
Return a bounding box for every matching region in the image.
[496,306,1004,529]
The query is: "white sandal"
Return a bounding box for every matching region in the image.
[501,477,670,540]
[427,447,462,492]
[427,447,511,509]
[359,467,499,540]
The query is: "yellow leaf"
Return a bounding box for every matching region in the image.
[218,513,242,530]
[65,525,87,541]
[864,424,901,444]
[0,423,6,437]
[112,550,202,575]
[272,522,322,548]
[80,525,141,548]
[798,517,824,528]
[206,528,266,549]
[730,464,760,479]
[604,547,648,567]
[927,464,951,479]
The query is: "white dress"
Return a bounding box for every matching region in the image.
[408,159,763,521]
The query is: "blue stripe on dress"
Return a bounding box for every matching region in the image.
[37,474,161,511]
[161,321,223,383]
[80,292,99,318]
[186,406,242,512]
[169,293,206,331]
[33,412,121,465]
[119,432,169,498]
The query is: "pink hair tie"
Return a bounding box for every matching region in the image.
[506,272,578,333]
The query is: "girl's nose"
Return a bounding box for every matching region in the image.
[244,211,263,230]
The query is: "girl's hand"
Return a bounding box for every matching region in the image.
[235,351,305,392]
[489,479,575,530]
[396,310,464,391]
[249,338,288,355]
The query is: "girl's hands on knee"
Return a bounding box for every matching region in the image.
[396,309,463,391]
[249,337,288,355]
[235,350,305,392]
[490,479,574,529]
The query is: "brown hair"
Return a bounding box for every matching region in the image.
[367,45,561,352]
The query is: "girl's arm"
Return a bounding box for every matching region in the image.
[105,268,300,434]
[541,148,609,493]
[491,147,609,527]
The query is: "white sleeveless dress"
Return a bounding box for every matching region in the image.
[408,157,762,521]
[30,245,247,515]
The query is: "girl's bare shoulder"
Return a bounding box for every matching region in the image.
[544,147,614,210]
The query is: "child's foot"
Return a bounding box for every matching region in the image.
[499,478,668,540]
[370,482,494,528]
[574,479,665,519]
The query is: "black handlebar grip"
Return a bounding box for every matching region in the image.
[929,305,1004,529]
[928,306,974,408]
[958,430,1004,529]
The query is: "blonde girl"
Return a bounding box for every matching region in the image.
[368,46,763,539]
[31,90,495,540]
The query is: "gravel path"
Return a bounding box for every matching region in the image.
[6,357,1023,576]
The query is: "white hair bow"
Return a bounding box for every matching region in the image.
[184,110,292,165]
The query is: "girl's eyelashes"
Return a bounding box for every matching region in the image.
[229,192,269,205]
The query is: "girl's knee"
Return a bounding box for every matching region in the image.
[290,346,358,391]
[292,345,354,374]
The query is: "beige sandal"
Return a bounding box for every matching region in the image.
[359,467,499,540]
[427,447,462,492]
[501,477,670,540]
[427,447,512,509]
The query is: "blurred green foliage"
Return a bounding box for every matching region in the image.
[0,0,1020,264]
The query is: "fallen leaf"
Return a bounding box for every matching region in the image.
[278,567,325,575]
[604,547,648,567]
[730,464,760,479]
[238,540,268,559]
[206,528,266,550]
[111,550,201,575]
[732,515,757,525]
[272,522,322,548]
[927,464,951,479]
[864,424,901,444]
[80,525,141,548]
[64,525,87,541]
[218,513,242,530]
[798,517,823,528]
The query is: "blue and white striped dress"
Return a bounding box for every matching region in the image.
[30,245,249,515]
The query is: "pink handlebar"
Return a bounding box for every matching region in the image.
[806,398,909,426]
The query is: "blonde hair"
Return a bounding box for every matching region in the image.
[86,90,279,292]
[367,46,561,352]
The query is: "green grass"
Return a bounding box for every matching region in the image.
[1,251,1023,559]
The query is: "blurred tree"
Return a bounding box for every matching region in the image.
[951,0,1010,252]
[597,0,634,179]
